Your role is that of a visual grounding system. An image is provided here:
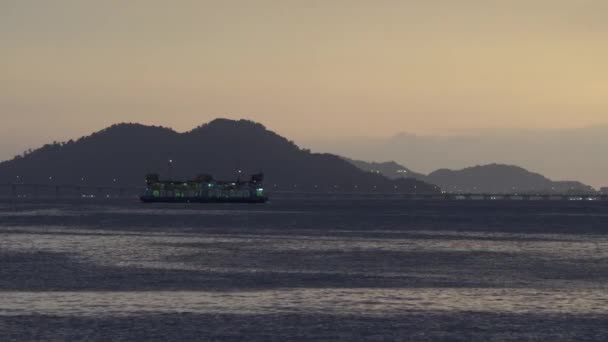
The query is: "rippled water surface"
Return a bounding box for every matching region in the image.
[1,198,607,341]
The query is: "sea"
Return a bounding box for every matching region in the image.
[0,197,607,341]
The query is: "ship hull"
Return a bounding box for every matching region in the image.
[140,196,268,204]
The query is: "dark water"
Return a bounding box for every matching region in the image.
[1,198,607,341]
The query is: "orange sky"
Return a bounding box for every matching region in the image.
[1,0,608,160]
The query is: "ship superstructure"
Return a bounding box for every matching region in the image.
[140,173,267,203]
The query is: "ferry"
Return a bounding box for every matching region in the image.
[140,173,268,203]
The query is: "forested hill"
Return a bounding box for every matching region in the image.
[0,119,439,193]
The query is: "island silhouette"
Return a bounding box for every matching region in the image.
[347,159,596,194]
[0,119,438,193]
[1,118,599,195]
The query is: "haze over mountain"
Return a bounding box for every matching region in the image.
[345,159,427,181]
[307,125,608,189]
[0,119,439,194]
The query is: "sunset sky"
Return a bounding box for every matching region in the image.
[2,1,608,162]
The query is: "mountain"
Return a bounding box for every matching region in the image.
[0,119,439,193]
[425,164,595,193]
[345,159,596,194]
[304,126,608,188]
[344,158,427,180]
[425,164,596,194]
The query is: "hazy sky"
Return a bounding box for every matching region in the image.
[2,0,608,161]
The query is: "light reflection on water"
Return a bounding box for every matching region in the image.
[0,209,78,217]
[0,207,301,217]
[2,288,607,317]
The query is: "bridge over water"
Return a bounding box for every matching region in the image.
[1,183,606,201]
[272,191,608,201]
[0,183,145,199]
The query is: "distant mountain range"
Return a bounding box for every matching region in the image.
[346,159,596,194]
[0,119,439,193]
[306,126,608,189]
